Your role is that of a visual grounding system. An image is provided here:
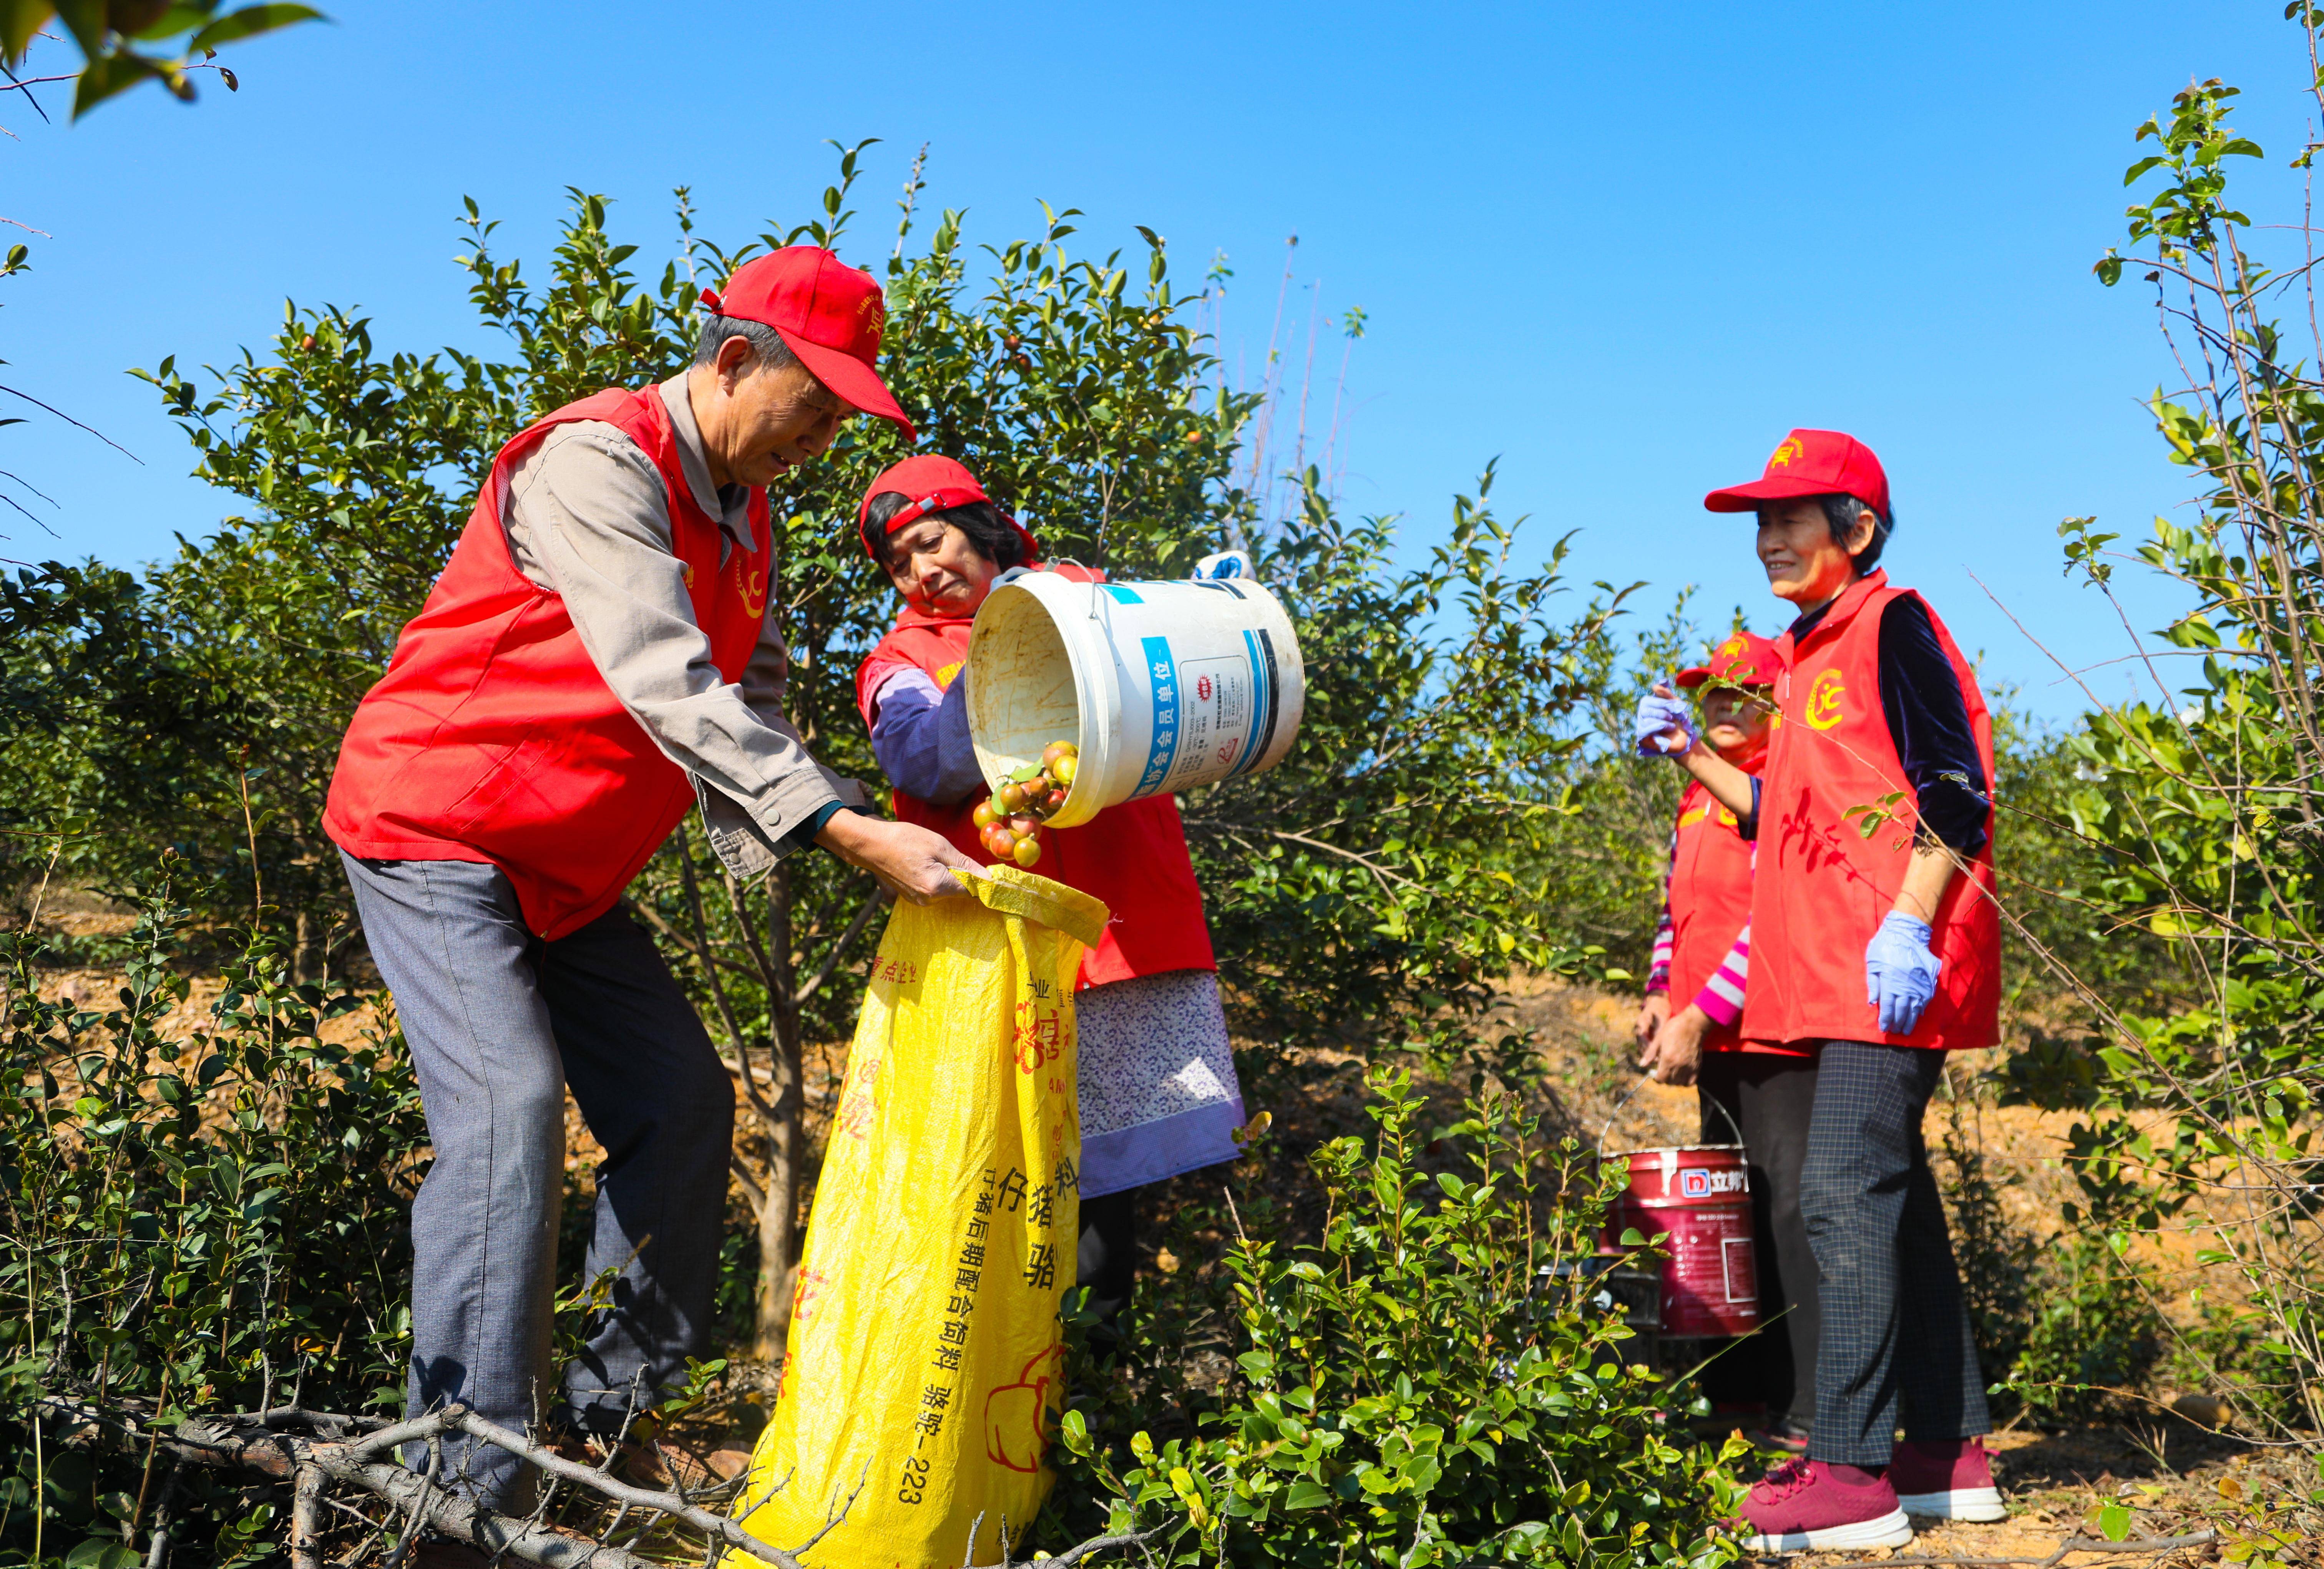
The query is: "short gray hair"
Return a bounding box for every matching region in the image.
[694,312,799,371]
[1818,494,1894,573]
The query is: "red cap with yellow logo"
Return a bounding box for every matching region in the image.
[857,453,1042,564]
[700,247,916,441]
[1676,630,1783,689]
[1703,428,1889,520]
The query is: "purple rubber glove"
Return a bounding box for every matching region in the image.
[1633,680,1697,759]
[1866,911,1942,1036]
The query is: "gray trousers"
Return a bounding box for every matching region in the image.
[342,853,734,1508]
[1802,1040,1990,1466]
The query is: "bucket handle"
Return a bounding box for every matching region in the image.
[1039,556,1111,626]
[1595,1071,1746,1158]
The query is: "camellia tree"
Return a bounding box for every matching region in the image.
[3,143,1635,1372]
[1996,13,2324,1499]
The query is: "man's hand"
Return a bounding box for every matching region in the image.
[816,810,978,903]
[1647,1004,1709,1086]
[1634,990,1670,1054]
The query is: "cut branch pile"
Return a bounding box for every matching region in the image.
[35,1392,1149,1569]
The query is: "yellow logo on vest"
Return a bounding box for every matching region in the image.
[739,559,768,619]
[934,661,962,690]
[1804,668,1846,730]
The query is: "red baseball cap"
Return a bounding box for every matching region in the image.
[1676,629,1783,689]
[1703,428,1889,520]
[700,247,916,442]
[857,454,1041,564]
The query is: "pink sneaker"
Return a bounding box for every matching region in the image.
[1737,1459,1913,1551]
[1890,1436,2006,1521]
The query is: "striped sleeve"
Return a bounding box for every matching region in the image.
[1691,924,1749,1027]
[1645,825,1677,994]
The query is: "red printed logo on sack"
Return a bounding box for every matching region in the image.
[837,1046,884,1140]
[1013,1001,1062,1073]
[984,1343,1065,1473]
[790,1266,832,1324]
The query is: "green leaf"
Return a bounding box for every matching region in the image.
[2098,1500,2132,1542]
[191,2,323,50]
[1283,1479,1333,1510]
[72,51,167,119]
[64,1541,139,1569]
[1,1,58,65]
[126,5,211,39]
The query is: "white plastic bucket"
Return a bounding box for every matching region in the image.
[963,572,1306,829]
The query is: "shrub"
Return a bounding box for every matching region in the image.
[1049,1068,1743,1567]
[0,862,428,1566]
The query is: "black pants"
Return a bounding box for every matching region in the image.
[1802,1041,1990,1465]
[1077,1188,1139,1321]
[1698,1052,1821,1430]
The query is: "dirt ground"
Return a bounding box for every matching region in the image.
[23,927,2321,1562]
[1506,974,2322,1566]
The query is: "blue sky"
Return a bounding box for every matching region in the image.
[2,2,2305,721]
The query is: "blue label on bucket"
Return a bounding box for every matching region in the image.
[1229,628,1276,779]
[1134,635,1181,795]
[1103,585,1144,604]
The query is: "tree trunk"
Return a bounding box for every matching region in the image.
[750,860,805,1362]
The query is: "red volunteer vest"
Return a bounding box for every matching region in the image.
[1666,771,1781,1055]
[855,585,1215,990]
[325,384,771,940]
[1745,571,2000,1051]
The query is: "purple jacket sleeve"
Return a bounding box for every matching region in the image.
[868,667,986,806]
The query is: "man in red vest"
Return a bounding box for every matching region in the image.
[324,247,975,1518]
[1635,430,2004,1550]
[1633,631,1819,1454]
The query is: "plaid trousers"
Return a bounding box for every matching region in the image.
[1801,1041,1990,1465]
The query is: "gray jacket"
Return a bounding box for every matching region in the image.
[500,371,864,879]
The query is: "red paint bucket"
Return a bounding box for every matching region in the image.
[1601,1145,1760,1338]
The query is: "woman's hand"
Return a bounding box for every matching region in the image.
[1634,990,1670,1055]
[1646,1004,1710,1087]
[1633,681,1697,758]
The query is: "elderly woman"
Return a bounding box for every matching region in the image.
[850,454,1247,1320]
[1637,429,2003,1551]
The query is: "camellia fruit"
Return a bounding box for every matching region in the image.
[971,799,997,829]
[996,781,1027,812]
[1042,740,1075,769]
[1008,814,1039,838]
[1052,754,1078,785]
[1012,835,1042,868]
[987,827,1017,859]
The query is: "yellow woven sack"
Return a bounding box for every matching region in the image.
[733,864,1109,1569]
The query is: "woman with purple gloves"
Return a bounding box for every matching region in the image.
[1635,430,2006,1552]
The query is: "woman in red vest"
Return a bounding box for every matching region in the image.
[1633,631,1819,1453]
[852,455,1246,1321]
[1635,430,2004,1550]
